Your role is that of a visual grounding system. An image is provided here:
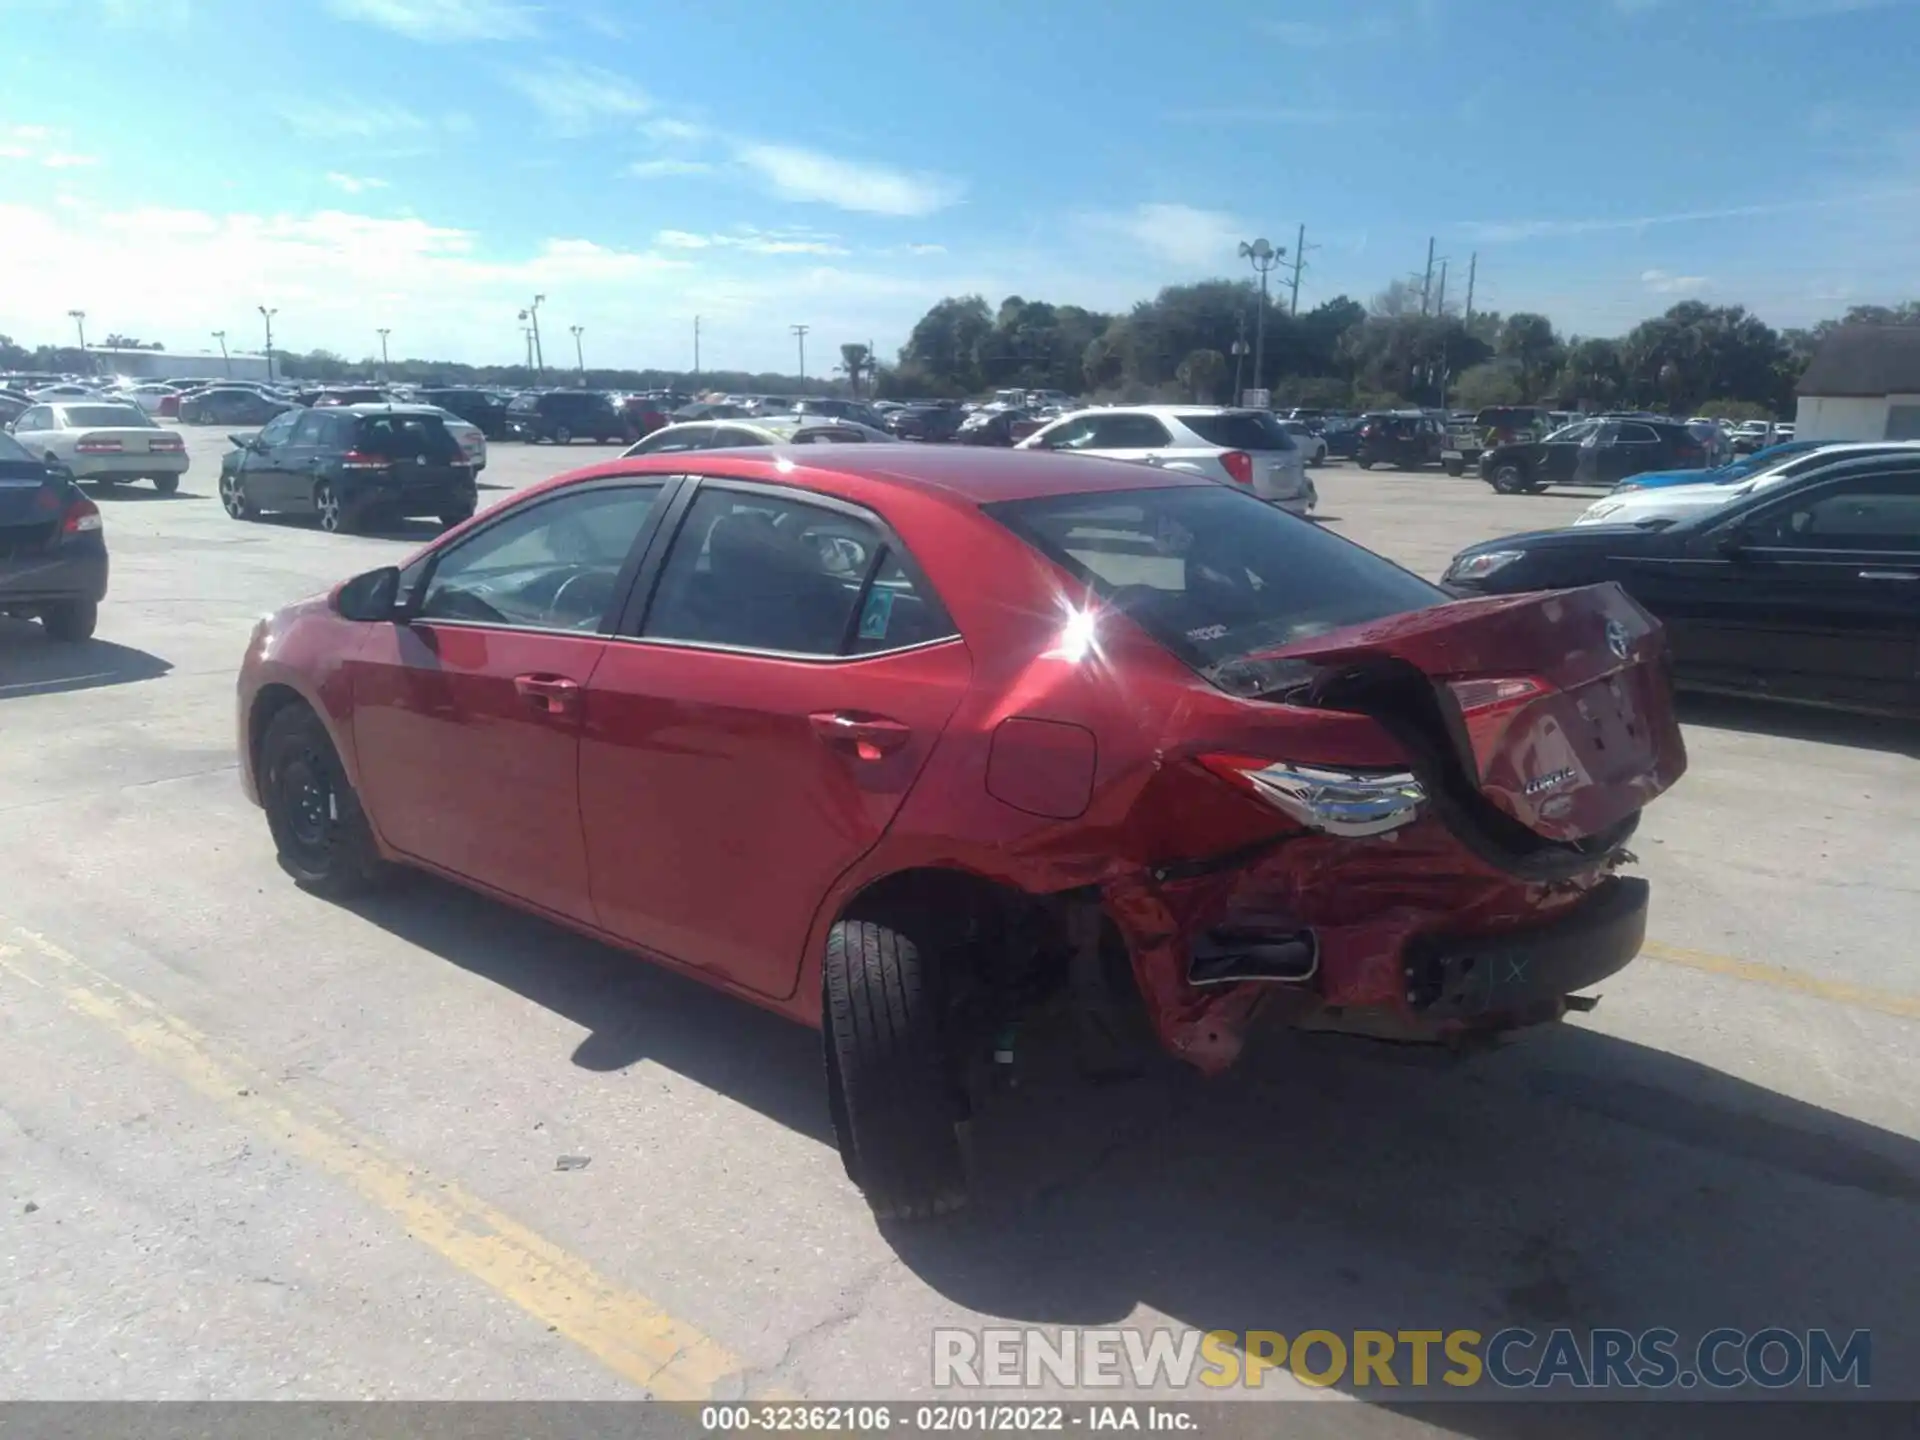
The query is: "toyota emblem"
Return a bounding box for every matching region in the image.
[1605,618,1631,660]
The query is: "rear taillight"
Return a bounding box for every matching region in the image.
[62,495,102,534]
[1446,676,1555,779]
[150,435,184,451]
[339,450,390,470]
[1220,450,1255,485]
[1199,753,1426,838]
[77,438,123,454]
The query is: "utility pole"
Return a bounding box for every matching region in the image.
[1436,261,1449,317]
[521,326,534,372]
[527,296,546,374]
[1464,252,1478,326]
[1285,223,1319,316]
[376,327,391,378]
[1230,312,1249,401]
[1237,238,1283,401]
[570,324,585,380]
[67,309,87,362]
[257,306,277,383]
[791,323,810,382]
[211,330,229,376]
[1420,236,1436,316]
[693,315,701,379]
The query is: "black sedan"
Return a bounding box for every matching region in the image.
[1480,417,1708,494]
[0,430,106,641]
[180,387,293,426]
[885,403,966,442]
[1444,451,1920,716]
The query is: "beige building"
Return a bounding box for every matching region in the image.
[1794,325,1920,442]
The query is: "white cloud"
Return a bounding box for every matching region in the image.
[324,0,537,40]
[278,98,453,142]
[656,227,849,256]
[1642,268,1709,295]
[629,158,712,179]
[731,142,962,217]
[325,171,390,194]
[907,243,946,255]
[504,60,650,135]
[1458,186,1920,242]
[0,124,100,169]
[1095,203,1247,269]
[643,117,707,144]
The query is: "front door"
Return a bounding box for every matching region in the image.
[1627,470,1920,710]
[265,410,332,511]
[236,409,299,508]
[580,481,970,998]
[348,480,670,921]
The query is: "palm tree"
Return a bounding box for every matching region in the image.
[837,343,872,397]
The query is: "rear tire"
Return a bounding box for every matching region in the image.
[823,918,970,1222]
[1356,459,1374,471]
[440,504,475,530]
[553,424,574,445]
[258,704,388,897]
[314,479,354,534]
[1445,458,1465,477]
[41,599,97,643]
[152,473,180,496]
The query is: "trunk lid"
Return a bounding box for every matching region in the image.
[1253,584,1687,843]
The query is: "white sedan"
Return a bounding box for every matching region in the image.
[119,382,183,415]
[1017,404,1316,514]
[9,399,190,493]
[418,404,488,471]
[1573,441,1920,527]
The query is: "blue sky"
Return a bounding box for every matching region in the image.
[2,0,1917,373]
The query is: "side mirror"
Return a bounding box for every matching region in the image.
[1714,525,1750,558]
[333,566,402,622]
[229,433,255,450]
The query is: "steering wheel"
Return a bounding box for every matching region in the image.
[544,568,616,629]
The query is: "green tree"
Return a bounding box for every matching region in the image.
[1557,337,1626,408]
[1452,361,1525,410]
[1497,313,1563,401]
[836,342,872,396]
[900,295,995,393]
[1174,347,1228,402]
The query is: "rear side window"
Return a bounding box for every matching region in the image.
[987,484,1442,689]
[1177,411,1295,451]
[64,405,152,428]
[354,414,459,458]
[1085,414,1173,448]
[641,488,952,656]
[1616,424,1661,444]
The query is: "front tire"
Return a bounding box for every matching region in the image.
[823,918,970,1222]
[41,599,97,642]
[439,504,475,530]
[553,424,573,445]
[1489,462,1532,494]
[1356,458,1374,471]
[1445,458,1465,477]
[258,704,387,896]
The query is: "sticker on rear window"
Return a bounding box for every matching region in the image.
[1154,516,1194,554]
[858,586,895,640]
[1186,624,1229,642]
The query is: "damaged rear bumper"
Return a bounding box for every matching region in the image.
[1403,876,1647,1020]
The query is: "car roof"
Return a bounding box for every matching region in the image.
[337,403,447,417]
[568,442,1211,507]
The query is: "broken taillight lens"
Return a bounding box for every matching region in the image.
[1446,675,1554,779]
[1199,753,1426,838]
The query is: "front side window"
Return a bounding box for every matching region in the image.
[415,484,664,631]
[641,487,947,656]
[288,412,327,446]
[1085,414,1174,449]
[988,484,1443,689]
[1745,476,1920,551]
[256,412,300,447]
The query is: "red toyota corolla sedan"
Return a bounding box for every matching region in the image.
[237,447,1687,1220]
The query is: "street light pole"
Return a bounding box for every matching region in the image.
[521,326,535,372]
[1237,238,1283,404]
[570,324,585,380]
[376,327,391,378]
[791,323,810,382]
[257,306,277,383]
[528,295,546,375]
[67,309,87,368]
[211,330,230,376]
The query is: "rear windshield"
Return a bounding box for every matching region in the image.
[1176,411,1295,450]
[352,413,459,458]
[986,484,1443,686]
[64,404,152,427]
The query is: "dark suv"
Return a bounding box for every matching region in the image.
[1480,417,1709,494]
[217,405,476,534]
[417,387,510,440]
[1355,412,1445,470]
[505,389,635,445]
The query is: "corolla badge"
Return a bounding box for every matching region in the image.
[1523,766,1578,797]
[1605,618,1631,660]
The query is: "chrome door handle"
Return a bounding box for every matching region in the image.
[1858,570,1920,581]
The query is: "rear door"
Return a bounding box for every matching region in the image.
[579,479,971,998]
[349,481,672,920]
[1599,422,1666,484]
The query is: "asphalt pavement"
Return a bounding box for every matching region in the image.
[2,427,1916,1426]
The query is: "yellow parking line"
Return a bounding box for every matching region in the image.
[1642,939,1920,1022]
[0,926,757,1401]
